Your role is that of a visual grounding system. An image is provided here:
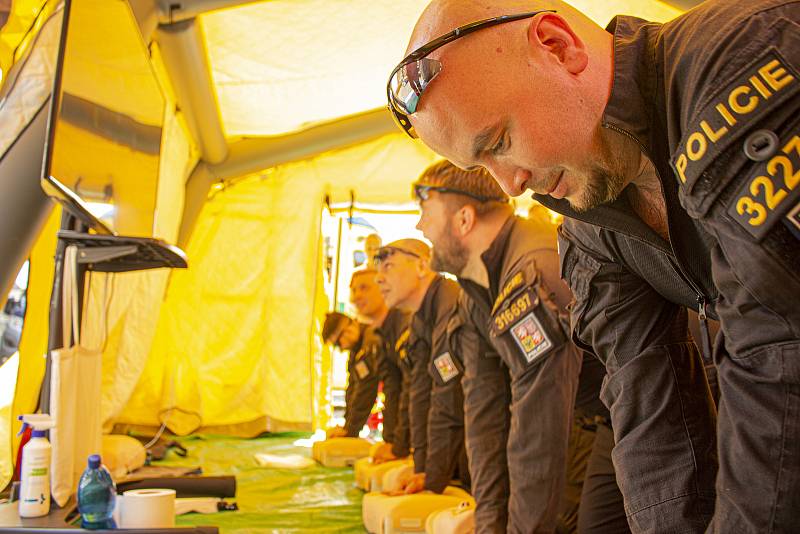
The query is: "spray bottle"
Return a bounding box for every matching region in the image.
[17,415,54,518]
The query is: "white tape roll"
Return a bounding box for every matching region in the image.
[120,488,176,528]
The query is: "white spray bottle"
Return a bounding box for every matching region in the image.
[18,414,54,518]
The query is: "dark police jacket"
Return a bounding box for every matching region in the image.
[343,323,381,437]
[536,0,800,370]
[405,275,464,491]
[455,214,601,530]
[375,307,412,454]
[458,215,580,383]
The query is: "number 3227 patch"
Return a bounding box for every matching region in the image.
[729,131,800,239]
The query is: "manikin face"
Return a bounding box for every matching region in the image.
[336,321,361,351]
[408,16,627,212]
[375,253,424,309]
[349,272,384,318]
[415,193,469,276]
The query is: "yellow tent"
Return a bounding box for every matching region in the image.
[0,0,685,491]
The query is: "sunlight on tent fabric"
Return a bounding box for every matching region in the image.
[202,0,680,137]
[114,132,439,436]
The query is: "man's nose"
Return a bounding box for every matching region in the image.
[484,162,529,197]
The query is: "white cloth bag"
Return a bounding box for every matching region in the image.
[49,245,103,506]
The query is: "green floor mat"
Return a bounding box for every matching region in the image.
[153,433,366,534]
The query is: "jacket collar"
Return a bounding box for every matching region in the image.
[479,215,517,298]
[601,15,662,151]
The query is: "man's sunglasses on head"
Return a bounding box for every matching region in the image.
[374,246,422,264]
[413,183,507,203]
[387,10,555,138]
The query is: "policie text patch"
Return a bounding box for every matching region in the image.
[433,352,459,383]
[671,49,799,190]
[511,313,552,363]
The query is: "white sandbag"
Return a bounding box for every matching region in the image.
[311,437,372,467]
[425,501,475,534]
[102,435,146,480]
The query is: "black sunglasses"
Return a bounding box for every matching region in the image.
[413,183,507,203]
[374,246,422,264]
[387,10,555,138]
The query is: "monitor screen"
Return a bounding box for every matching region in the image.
[44,0,165,237]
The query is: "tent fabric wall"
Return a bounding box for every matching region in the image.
[199,0,680,137]
[1,206,61,490]
[78,41,199,431]
[114,170,327,435]
[113,132,439,436]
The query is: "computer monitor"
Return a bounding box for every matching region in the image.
[42,0,166,238]
[0,3,68,302]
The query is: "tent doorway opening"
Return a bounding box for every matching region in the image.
[320,203,425,434]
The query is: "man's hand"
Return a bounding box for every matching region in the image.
[372,442,398,464]
[326,426,347,439]
[402,472,426,494]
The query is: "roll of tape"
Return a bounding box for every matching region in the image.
[120,488,176,528]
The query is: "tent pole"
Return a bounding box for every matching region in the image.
[332,218,343,311]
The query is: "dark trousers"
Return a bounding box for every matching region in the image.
[602,341,718,534]
[558,419,629,534]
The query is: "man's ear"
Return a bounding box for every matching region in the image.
[454,205,476,237]
[416,256,432,278]
[526,13,588,75]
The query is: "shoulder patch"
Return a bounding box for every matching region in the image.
[492,289,537,334]
[510,313,552,363]
[354,360,370,380]
[726,122,800,240]
[433,352,459,383]
[670,49,799,190]
[492,271,525,314]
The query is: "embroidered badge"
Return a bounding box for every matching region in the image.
[511,313,552,363]
[670,49,799,189]
[355,360,370,380]
[433,352,459,383]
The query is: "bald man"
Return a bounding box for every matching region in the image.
[388,1,800,532]
[375,239,469,494]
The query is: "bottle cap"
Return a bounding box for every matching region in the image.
[88,454,101,469]
[31,429,46,438]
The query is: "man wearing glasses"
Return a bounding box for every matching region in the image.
[388,1,800,532]
[375,239,470,494]
[415,160,626,533]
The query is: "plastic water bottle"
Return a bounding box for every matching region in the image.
[77,455,117,529]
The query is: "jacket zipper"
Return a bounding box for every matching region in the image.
[602,121,714,358]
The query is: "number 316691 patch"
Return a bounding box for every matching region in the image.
[511,313,552,363]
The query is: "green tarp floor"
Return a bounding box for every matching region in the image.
[157,432,365,534]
